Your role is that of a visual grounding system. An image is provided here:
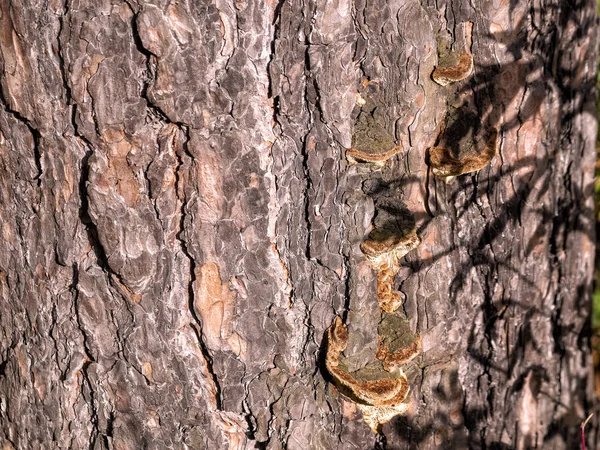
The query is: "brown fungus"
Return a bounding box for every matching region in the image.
[432,22,474,86]
[361,229,420,265]
[361,229,420,313]
[376,312,422,372]
[324,316,413,432]
[432,51,474,86]
[429,127,498,183]
[346,145,404,165]
[346,98,403,165]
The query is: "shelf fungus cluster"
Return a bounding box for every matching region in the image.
[326,22,496,432]
[325,312,421,432]
[428,22,498,182]
[325,230,422,432]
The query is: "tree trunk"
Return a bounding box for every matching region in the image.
[0,0,597,449]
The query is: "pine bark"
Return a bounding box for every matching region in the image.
[0,0,597,449]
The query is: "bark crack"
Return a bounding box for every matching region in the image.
[129,10,183,127]
[126,3,226,415]
[190,323,223,410]
[341,251,352,322]
[300,9,317,261]
[265,377,290,445]
[173,127,224,411]
[70,264,102,449]
[0,91,42,186]
[77,146,123,282]
[241,376,259,440]
[267,0,285,100]
[300,134,314,261]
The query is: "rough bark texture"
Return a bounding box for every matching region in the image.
[0,0,597,449]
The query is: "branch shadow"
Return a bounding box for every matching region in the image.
[351,1,597,448]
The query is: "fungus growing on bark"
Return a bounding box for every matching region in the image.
[360,229,420,267]
[376,313,422,372]
[324,316,413,432]
[361,229,420,313]
[323,231,422,431]
[432,21,474,86]
[346,98,403,164]
[432,52,473,86]
[327,80,425,433]
[429,127,498,183]
[346,144,404,165]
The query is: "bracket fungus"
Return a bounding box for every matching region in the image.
[429,127,498,183]
[432,52,473,86]
[346,99,403,165]
[325,316,415,432]
[324,229,422,431]
[346,144,404,165]
[361,229,420,313]
[432,22,474,86]
[376,313,422,372]
[327,76,428,433]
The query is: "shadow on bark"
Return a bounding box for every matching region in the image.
[347,1,597,448]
